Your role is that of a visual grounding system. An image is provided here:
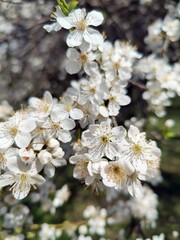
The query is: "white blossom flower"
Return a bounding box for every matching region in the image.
[0,148,17,174]
[0,114,36,149]
[43,6,65,33]
[38,147,66,178]
[119,125,161,172]
[53,96,83,120]
[69,154,95,185]
[82,121,126,160]
[100,160,128,189]
[52,184,70,208]
[0,157,45,199]
[66,42,98,75]
[28,91,54,119]
[58,9,104,47]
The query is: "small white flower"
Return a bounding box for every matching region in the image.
[43,6,65,33]
[66,42,98,75]
[53,96,83,120]
[28,91,54,119]
[100,160,127,189]
[38,147,66,178]
[119,125,161,172]
[58,9,104,47]
[0,158,45,199]
[0,114,36,149]
[82,121,126,160]
[69,154,95,185]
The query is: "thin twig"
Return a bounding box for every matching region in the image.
[128,79,147,90]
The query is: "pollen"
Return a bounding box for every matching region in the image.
[101,135,110,143]
[9,126,18,136]
[20,173,29,191]
[0,153,5,164]
[108,165,125,183]
[52,122,60,130]
[76,20,86,31]
[114,62,120,70]
[132,144,142,154]
[80,53,88,63]
[109,96,116,102]
[65,103,72,112]
[90,88,96,94]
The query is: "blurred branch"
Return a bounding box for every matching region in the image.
[0,0,23,4]
[128,80,147,90]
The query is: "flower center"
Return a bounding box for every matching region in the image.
[20,173,29,192]
[101,135,110,143]
[0,154,4,162]
[80,53,88,63]
[132,144,142,154]
[76,20,86,31]
[75,159,89,179]
[90,88,96,94]
[38,102,49,112]
[52,122,60,130]
[65,103,72,112]
[108,165,125,183]
[9,126,18,136]
[109,96,116,102]
[114,62,120,70]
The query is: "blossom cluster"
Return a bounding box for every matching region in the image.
[0,0,179,239]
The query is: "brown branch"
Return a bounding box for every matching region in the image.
[128,79,147,90]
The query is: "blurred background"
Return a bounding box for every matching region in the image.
[0,0,180,239]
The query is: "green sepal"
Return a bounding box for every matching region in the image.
[56,0,79,16]
[68,0,79,12]
[57,0,69,16]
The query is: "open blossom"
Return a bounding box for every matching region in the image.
[38,147,66,178]
[58,9,104,47]
[28,91,54,119]
[119,125,161,172]
[53,96,83,120]
[82,121,126,160]
[100,160,127,189]
[0,157,45,199]
[43,6,65,33]
[65,43,98,75]
[69,154,95,185]
[0,113,36,149]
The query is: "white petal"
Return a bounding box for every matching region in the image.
[57,16,74,29]
[57,130,72,143]
[61,118,75,130]
[70,108,84,120]
[43,22,61,33]
[66,30,83,47]
[0,134,13,149]
[13,182,31,200]
[52,158,67,167]
[127,179,143,198]
[128,125,140,142]
[20,119,36,132]
[84,61,99,76]
[15,132,32,148]
[86,10,104,26]
[84,28,104,45]
[44,164,55,178]
[66,48,80,60]
[0,173,14,188]
[66,60,82,74]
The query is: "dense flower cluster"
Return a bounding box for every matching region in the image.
[0,0,179,239]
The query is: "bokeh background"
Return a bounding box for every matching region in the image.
[0,0,180,239]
